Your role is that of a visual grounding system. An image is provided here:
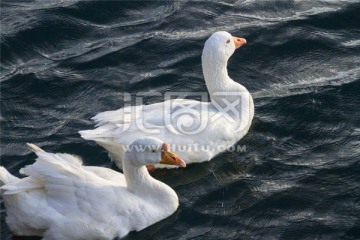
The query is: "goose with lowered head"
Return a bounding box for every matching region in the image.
[80,31,254,169]
[0,137,185,239]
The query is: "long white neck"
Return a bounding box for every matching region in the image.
[123,158,153,192]
[201,49,254,132]
[202,53,249,104]
[123,152,179,211]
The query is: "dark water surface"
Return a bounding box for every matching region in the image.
[1,1,360,239]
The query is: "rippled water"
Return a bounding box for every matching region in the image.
[1,1,360,239]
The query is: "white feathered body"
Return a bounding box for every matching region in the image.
[80,95,254,168]
[0,150,179,239]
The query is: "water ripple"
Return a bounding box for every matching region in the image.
[1,1,360,239]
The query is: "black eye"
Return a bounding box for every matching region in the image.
[226,39,230,44]
[151,149,156,153]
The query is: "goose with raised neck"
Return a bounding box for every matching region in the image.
[0,137,186,239]
[79,31,254,169]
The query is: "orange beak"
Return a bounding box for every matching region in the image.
[159,143,186,167]
[233,36,247,49]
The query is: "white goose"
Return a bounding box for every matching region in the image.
[0,137,186,240]
[80,31,254,169]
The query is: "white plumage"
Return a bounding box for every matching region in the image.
[0,137,186,239]
[79,31,254,169]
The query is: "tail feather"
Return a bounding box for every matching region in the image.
[0,143,43,187]
[79,127,117,144]
[27,143,44,153]
[1,178,42,195]
[0,166,19,186]
[22,143,84,181]
[21,151,84,181]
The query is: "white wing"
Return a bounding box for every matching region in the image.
[80,98,245,165]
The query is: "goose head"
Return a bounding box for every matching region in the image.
[202,31,246,65]
[125,137,186,168]
[201,31,247,98]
